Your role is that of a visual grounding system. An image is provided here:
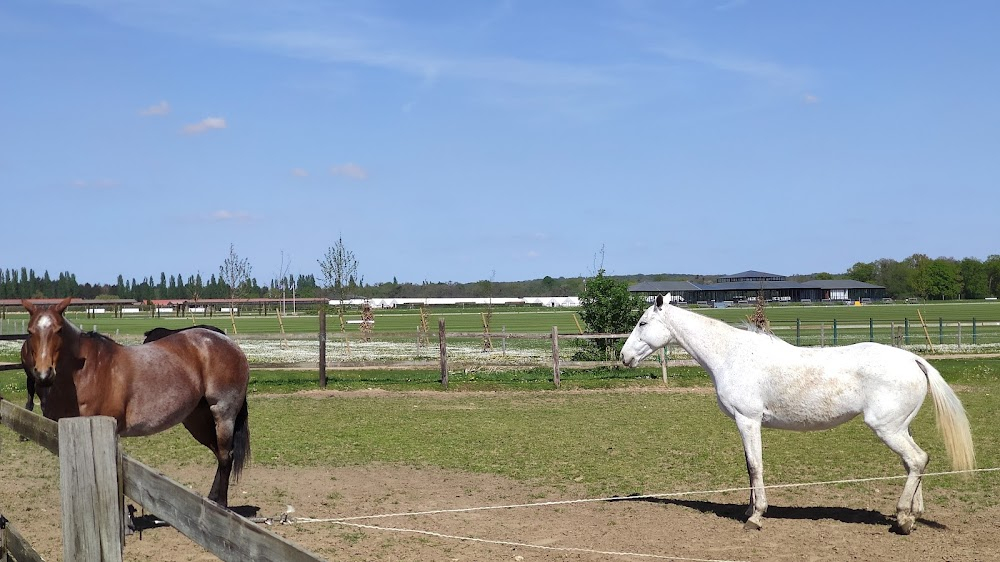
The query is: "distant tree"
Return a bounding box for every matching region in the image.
[846,262,876,283]
[985,255,1000,297]
[924,258,961,300]
[875,258,912,298]
[576,268,647,361]
[905,254,932,299]
[959,257,988,299]
[318,235,361,341]
[220,243,253,333]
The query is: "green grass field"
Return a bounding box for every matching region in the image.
[3,301,999,337]
[3,358,995,502]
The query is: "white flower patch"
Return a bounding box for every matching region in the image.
[234,338,556,365]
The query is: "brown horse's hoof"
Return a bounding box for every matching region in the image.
[743,519,762,531]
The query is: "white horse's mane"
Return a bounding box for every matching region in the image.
[739,320,775,338]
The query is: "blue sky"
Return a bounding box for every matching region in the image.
[2,1,997,286]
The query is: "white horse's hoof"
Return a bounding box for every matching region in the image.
[743,518,763,531]
[895,513,916,535]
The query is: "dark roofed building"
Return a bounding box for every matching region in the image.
[629,271,885,305]
[717,270,786,283]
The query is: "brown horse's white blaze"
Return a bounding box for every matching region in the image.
[21,297,251,508]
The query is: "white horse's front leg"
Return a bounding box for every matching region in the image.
[735,414,767,530]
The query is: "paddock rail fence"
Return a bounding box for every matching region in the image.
[0,399,326,562]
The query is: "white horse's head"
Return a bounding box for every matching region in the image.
[620,294,673,368]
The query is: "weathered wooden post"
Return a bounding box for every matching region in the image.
[438,319,448,389]
[58,416,124,562]
[318,308,327,389]
[551,326,560,388]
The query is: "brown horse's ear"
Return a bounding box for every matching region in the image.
[21,299,36,314]
[53,296,73,315]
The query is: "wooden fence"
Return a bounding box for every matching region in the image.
[314,308,649,389]
[0,400,326,562]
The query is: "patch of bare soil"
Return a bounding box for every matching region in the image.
[2,453,997,562]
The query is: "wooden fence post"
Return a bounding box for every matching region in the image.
[58,416,123,562]
[318,308,327,389]
[551,326,560,388]
[439,319,448,389]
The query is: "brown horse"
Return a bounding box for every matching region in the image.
[22,297,251,507]
[142,324,226,343]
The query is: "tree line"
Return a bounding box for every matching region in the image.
[2,252,997,303]
[0,267,590,302]
[845,254,1000,300]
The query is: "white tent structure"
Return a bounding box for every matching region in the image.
[328,296,580,308]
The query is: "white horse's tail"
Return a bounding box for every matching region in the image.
[917,359,976,472]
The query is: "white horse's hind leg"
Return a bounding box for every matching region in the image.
[872,427,929,534]
[735,414,767,530]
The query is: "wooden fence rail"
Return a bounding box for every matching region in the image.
[0,399,326,562]
[0,514,45,562]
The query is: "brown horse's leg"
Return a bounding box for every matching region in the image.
[182,400,233,507]
[25,373,35,411]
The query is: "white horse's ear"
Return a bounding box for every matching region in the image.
[655,295,665,308]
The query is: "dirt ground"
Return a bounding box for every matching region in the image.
[2,456,998,562]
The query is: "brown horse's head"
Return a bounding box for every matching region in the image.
[22,297,73,386]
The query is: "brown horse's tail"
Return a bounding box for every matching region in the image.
[231,399,251,481]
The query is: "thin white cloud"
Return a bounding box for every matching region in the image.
[71,179,120,189]
[803,93,820,104]
[182,117,227,135]
[291,168,309,177]
[209,210,252,221]
[653,44,804,85]
[139,100,170,116]
[715,0,748,11]
[247,30,610,88]
[330,163,368,180]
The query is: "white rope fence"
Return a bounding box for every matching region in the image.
[274,467,1000,561]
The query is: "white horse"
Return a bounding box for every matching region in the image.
[620,294,975,534]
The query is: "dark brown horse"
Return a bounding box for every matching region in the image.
[142,324,225,343]
[22,297,251,507]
